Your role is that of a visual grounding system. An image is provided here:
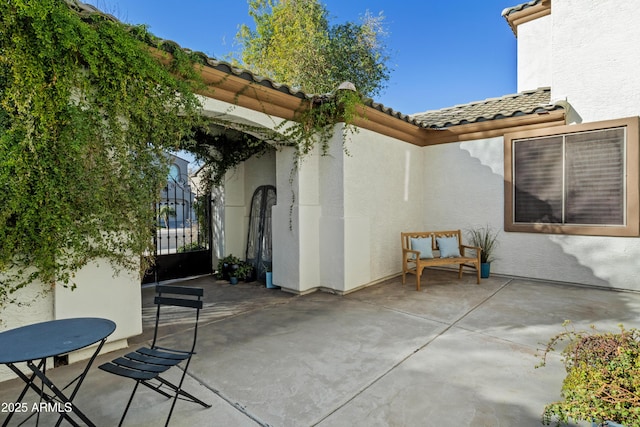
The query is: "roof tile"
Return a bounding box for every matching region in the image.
[410,87,562,128]
[501,0,544,17]
[72,1,560,131]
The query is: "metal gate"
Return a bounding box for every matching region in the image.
[142,179,212,284]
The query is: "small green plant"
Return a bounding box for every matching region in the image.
[176,242,206,253]
[233,262,253,281]
[216,254,241,279]
[537,321,640,426]
[467,225,499,264]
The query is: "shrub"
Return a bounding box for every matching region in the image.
[538,322,640,426]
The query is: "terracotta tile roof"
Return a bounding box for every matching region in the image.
[70,1,560,132]
[70,0,426,127]
[69,1,313,101]
[410,87,562,129]
[501,0,544,17]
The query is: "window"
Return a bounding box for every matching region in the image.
[504,117,639,236]
[168,164,180,181]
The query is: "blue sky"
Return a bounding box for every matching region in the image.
[85,0,519,115]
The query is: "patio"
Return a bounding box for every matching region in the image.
[2,269,639,426]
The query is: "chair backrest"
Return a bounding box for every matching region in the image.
[151,285,204,352]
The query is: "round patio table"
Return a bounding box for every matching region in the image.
[0,317,116,427]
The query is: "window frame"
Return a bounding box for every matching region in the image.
[504,116,639,237]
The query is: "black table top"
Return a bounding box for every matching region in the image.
[0,318,116,364]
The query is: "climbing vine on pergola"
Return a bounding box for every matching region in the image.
[0,0,367,307]
[0,0,203,304]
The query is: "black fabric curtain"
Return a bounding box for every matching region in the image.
[246,185,276,281]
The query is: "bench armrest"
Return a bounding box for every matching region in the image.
[460,245,482,257]
[403,249,420,261]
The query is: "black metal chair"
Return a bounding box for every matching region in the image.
[99,285,211,426]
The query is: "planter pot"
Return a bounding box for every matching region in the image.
[265,272,276,289]
[480,262,491,278]
[229,277,238,285]
[220,262,230,280]
[244,267,256,283]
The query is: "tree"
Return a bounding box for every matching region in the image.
[158,205,177,229]
[0,0,202,305]
[235,0,391,98]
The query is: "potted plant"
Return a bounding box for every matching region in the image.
[537,322,640,426]
[229,262,240,285]
[467,225,499,278]
[229,260,253,285]
[216,254,241,281]
[235,262,254,283]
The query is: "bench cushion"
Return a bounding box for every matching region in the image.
[410,237,434,259]
[436,236,461,258]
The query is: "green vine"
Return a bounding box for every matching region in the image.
[0,0,202,306]
[182,120,280,194]
[282,88,362,165]
[0,0,367,308]
[183,88,364,199]
[279,88,364,229]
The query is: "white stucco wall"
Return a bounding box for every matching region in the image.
[481,0,640,290]
[199,95,282,265]
[0,260,139,382]
[53,260,140,358]
[549,0,640,123]
[198,96,326,293]
[272,145,323,293]
[516,14,552,92]
[277,125,425,294]
[341,128,424,292]
[224,162,247,258]
[422,137,640,291]
[220,149,276,262]
[271,125,425,295]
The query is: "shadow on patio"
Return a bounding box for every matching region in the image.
[2,269,638,426]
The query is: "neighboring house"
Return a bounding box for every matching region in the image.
[159,154,196,231]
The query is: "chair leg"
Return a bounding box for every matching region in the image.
[156,375,211,409]
[162,361,211,427]
[476,263,481,284]
[119,381,140,427]
[401,265,406,285]
[458,264,463,279]
[416,266,422,291]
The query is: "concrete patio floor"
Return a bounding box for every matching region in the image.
[2,269,640,426]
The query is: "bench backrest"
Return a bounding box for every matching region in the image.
[401,230,463,252]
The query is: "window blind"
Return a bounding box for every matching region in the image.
[514,136,563,223]
[565,128,624,225]
[513,128,625,226]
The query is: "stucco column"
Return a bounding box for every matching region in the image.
[224,162,247,257]
[272,146,322,293]
[318,128,347,291]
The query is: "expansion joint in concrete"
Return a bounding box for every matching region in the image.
[311,278,514,426]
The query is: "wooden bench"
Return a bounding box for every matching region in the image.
[401,230,482,291]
